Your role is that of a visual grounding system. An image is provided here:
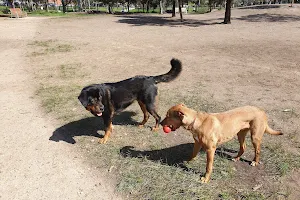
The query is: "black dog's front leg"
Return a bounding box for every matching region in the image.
[99,114,113,144]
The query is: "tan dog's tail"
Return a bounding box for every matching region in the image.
[265,124,283,135]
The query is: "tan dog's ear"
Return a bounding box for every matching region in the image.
[177,111,184,119]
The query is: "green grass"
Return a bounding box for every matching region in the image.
[0,5,9,15]
[29,10,67,17]
[191,6,211,14]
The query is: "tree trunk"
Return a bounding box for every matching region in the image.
[127,1,130,13]
[172,0,175,17]
[107,4,112,14]
[146,0,149,12]
[178,0,183,21]
[87,0,90,11]
[77,0,82,11]
[45,0,49,12]
[224,0,231,24]
[62,0,67,13]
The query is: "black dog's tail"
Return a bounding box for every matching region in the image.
[153,58,182,84]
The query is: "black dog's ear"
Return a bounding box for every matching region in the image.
[78,92,88,107]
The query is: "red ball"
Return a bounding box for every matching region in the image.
[163,126,171,134]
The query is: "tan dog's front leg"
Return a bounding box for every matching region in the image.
[201,147,216,183]
[189,141,201,162]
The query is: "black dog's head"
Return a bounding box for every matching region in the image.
[78,85,104,117]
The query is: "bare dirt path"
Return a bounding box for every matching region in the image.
[0,17,120,200]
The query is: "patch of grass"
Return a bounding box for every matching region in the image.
[59,63,81,78]
[159,88,228,115]
[28,40,74,56]
[263,143,300,176]
[28,40,56,47]
[189,6,211,14]
[0,6,9,14]
[117,157,213,200]
[239,192,265,200]
[34,80,300,199]
[29,10,67,17]
[29,38,300,199]
[46,44,73,53]
[36,84,83,121]
[30,51,47,57]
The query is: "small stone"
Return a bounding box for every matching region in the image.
[253,184,262,191]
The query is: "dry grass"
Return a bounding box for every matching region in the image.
[30,50,300,198]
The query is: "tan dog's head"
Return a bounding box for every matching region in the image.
[160,104,187,131]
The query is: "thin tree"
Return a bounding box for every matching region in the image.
[127,0,130,13]
[172,0,175,17]
[223,0,231,24]
[178,0,183,21]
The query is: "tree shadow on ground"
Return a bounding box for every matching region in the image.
[49,111,138,144]
[115,15,223,27]
[120,143,251,171]
[236,13,300,22]
[238,5,281,10]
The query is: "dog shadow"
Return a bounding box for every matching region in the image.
[49,111,138,144]
[120,144,251,171]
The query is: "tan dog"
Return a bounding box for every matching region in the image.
[160,104,283,183]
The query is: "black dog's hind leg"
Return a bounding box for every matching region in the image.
[142,86,161,131]
[138,100,149,127]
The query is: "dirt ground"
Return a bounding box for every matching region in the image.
[0,17,121,199]
[1,4,300,199]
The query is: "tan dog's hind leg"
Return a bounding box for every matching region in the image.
[250,120,264,166]
[233,130,248,162]
[189,141,201,162]
[251,137,261,166]
[201,147,216,183]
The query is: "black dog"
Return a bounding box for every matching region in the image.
[78,58,182,144]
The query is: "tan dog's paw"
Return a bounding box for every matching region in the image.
[99,138,107,144]
[200,176,209,183]
[138,124,144,128]
[188,157,197,162]
[151,127,159,132]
